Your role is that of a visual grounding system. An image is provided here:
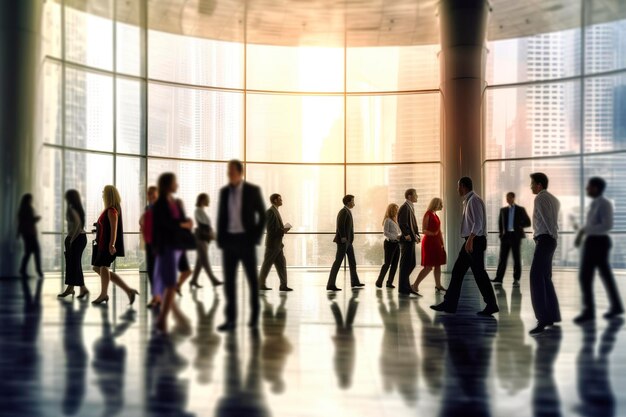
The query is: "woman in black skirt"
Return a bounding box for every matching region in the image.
[91,185,139,305]
[58,190,89,298]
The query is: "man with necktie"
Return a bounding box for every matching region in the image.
[397,188,421,297]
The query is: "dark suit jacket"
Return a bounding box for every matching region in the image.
[217,182,266,247]
[498,205,531,239]
[333,207,354,244]
[152,197,187,253]
[264,206,285,249]
[398,202,420,242]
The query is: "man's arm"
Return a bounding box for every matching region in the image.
[337,209,348,242]
[216,188,226,248]
[266,209,282,238]
[253,187,267,243]
[520,207,531,228]
[397,206,412,240]
[498,208,504,237]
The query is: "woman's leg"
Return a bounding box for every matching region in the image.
[412,266,433,291]
[434,266,445,289]
[19,236,32,275]
[93,265,110,300]
[156,286,176,332]
[199,242,219,284]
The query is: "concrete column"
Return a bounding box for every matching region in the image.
[0,0,42,277]
[439,0,490,263]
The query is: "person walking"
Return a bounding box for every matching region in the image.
[58,190,89,299]
[259,193,293,292]
[140,186,159,307]
[527,172,561,335]
[91,185,138,306]
[17,193,43,278]
[411,198,447,294]
[573,177,624,323]
[189,193,222,289]
[491,192,531,287]
[174,198,193,296]
[397,189,421,296]
[216,160,266,332]
[326,195,365,291]
[431,177,498,316]
[375,203,401,289]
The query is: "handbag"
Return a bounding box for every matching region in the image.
[176,227,197,250]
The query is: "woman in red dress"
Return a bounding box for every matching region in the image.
[412,198,447,294]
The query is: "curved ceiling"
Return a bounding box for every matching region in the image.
[71,0,626,46]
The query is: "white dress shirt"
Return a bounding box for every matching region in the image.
[507,205,516,232]
[583,195,613,236]
[195,207,211,227]
[227,182,245,234]
[533,190,560,239]
[461,191,487,238]
[383,218,402,241]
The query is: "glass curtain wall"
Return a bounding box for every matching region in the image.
[37,0,442,272]
[483,0,626,268]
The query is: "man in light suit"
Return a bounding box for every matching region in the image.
[326,195,365,291]
[398,188,421,296]
[259,194,293,292]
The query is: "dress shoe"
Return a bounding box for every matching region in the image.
[375,281,383,288]
[260,285,272,291]
[573,313,595,324]
[210,277,223,287]
[512,280,520,288]
[604,309,624,319]
[57,289,75,298]
[477,305,499,316]
[326,287,342,292]
[279,286,293,292]
[127,289,139,306]
[386,283,395,289]
[352,283,365,288]
[529,322,548,335]
[189,280,203,289]
[91,295,109,305]
[77,290,90,300]
[217,322,236,332]
[430,302,454,313]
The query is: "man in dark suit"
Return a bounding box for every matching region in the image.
[258,194,292,292]
[492,192,531,287]
[216,160,266,332]
[398,188,421,296]
[326,195,365,291]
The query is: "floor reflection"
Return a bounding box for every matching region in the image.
[261,293,291,394]
[191,290,221,385]
[532,327,563,417]
[329,290,359,390]
[60,299,88,415]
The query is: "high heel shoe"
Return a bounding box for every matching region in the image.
[189,280,203,289]
[77,290,90,300]
[435,286,447,293]
[57,289,75,298]
[91,295,109,305]
[210,276,223,287]
[127,289,139,306]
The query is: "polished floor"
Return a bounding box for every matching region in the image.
[1,267,625,417]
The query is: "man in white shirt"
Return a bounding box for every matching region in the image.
[431,177,499,316]
[573,177,624,323]
[528,172,561,335]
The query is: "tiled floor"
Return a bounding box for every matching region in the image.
[1,267,625,417]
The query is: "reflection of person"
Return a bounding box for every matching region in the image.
[415,303,444,396]
[431,177,498,316]
[412,198,447,294]
[531,327,562,417]
[259,194,293,292]
[17,193,43,278]
[528,173,561,335]
[261,293,292,393]
[329,291,359,389]
[191,291,221,385]
[59,190,89,299]
[375,203,401,289]
[326,195,364,291]
[576,319,623,417]
[398,189,421,296]
[574,177,624,323]
[190,193,222,289]
[140,186,159,308]
[217,160,267,332]
[91,185,138,306]
[492,192,531,286]
[60,300,88,415]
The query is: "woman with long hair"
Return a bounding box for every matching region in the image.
[188,193,222,289]
[58,189,89,298]
[375,203,402,289]
[152,173,192,333]
[91,185,138,305]
[412,197,447,294]
[17,193,43,278]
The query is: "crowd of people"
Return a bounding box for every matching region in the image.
[16,159,624,336]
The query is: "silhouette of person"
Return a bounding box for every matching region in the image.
[60,300,88,415]
[17,193,43,278]
[531,327,563,417]
[329,290,360,389]
[191,291,221,385]
[261,293,292,394]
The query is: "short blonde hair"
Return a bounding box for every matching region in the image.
[103,185,122,212]
[427,197,443,212]
[382,203,399,225]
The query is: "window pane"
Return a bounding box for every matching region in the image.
[41,0,62,59]
[352,234,386,266]
[346,94,440,163]
[483,158,582,235]
[114,233,143,270]
[584,73,626,153]
[148,83,243,160]
[584,153,626,232]
[148,30,244,89]
[115,156,145,233]
[246,164,345,233]
[486,233,578,269]
[65,68,114,152]
[585,12,626,74]
[117,78,144,155]
[346,164,441,232]
[485,81,581,160]
[257,233,341,268]
[64,151,114,230]
[116,0,142,76]
[347,45,439,92]
[246,94,344,163]
[246,44,344,92]
[40,62,63,146]
[38,147,63,233]
[65,1,113,70]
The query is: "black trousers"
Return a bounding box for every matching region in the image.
[443,236,497,312]
[529,235,561,324]
[398,241,416,294]
[64,234,87,286]
[20,234,42,277]
[145,243,155,290]
[579,236,623,315]
[222,234,260,325]
[376,240,399,286]
[327,242,361,288]
[258,245,288,287]
[495,232,522,282]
